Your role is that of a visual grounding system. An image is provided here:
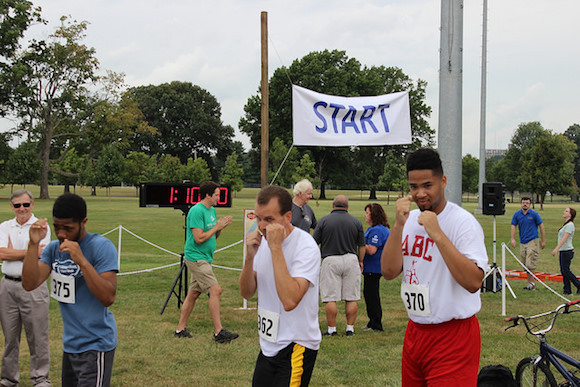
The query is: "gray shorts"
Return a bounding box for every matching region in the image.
[62,349,115,387]
[185,260,218,293]
[320,254,361,302]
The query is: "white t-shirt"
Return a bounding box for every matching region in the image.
[401,202,488,324]
[0,215,51,277]
[253,227,322,356]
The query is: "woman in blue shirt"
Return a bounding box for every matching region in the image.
[551,207,580,295]
[362,203,390,331]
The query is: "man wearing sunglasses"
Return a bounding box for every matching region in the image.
[0,190,52,386]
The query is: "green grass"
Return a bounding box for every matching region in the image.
[0,186,579,386]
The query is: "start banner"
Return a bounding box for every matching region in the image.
[292,85,412,147]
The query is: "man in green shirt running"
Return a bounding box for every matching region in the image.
[174,181,239,343]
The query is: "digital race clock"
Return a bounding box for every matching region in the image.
[139,183,232,208]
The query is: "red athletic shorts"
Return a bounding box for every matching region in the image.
[402,315,481,387]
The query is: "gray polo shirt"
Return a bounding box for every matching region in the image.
[313,209,365,258]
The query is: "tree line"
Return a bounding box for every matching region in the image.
[1,1,577,202]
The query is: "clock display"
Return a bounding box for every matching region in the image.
[139,183,232,208]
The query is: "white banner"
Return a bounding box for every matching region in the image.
[292,85,412,147]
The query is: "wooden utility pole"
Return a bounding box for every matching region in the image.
[260,11,269,188]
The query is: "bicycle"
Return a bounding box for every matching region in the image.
[505,299,580,387]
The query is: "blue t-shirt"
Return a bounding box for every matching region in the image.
[363,224,390,274]
[41,233,118,353]
[184,202,217,263]
[511,209,543,244]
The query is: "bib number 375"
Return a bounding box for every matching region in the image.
[50,271,76,304]
[400,283,431,317]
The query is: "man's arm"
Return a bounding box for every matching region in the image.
[22,219,52,291]
[357,245,365,271]
[539,223,546,249]
[59,238,117,307]
[268,224,311,311]
[239,230,259,299]
[382,197,411,279]
[418,211,484,293]
[192,216,232,244]
[510,225,517,248]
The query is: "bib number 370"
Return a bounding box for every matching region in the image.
[257,307,279,343]
[400,283,431,317]
[50,271,76,304]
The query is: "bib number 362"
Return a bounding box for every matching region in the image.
[257,307,279,343]
[401,283,431,317]
[50,271,76,304]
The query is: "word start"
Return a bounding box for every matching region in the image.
[313,102,391,134]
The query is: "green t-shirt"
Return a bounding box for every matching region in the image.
[184,202,217,263]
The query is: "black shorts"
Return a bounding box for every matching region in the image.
[62,349,115,387]
[252,342,318,387]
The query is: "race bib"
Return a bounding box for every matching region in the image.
[257,306,279,343]
[401,283,431,317]
[50,271,76,304]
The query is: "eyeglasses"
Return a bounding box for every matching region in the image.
[12,203,31,208]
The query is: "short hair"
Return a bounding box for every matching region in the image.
[333,195,348,208]
[521,197,532,203]
[199,181,220,200]
[406,148,444,177]
[53,193,87,222]
[11,189,33,202]
[256,185,292,215]
[365,203,389,228]
[293,179,312,196]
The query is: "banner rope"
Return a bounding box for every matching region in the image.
[270,144,294,185]
[99,226,244,276]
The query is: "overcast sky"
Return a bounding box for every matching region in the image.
[3,0,579,156]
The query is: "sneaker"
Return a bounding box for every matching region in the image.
[345,330,355,337]
[174,328,193,338]
[214,328,239,343]
[362,325,374,332]
[523,283,536,291]
[323,331,338,337]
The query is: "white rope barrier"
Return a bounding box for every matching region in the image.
[100,226,244,276]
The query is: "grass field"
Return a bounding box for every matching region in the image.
[0,185,579,386]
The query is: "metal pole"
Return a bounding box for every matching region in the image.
[438,0,463,205]
[477,0,488,211]
[260,11,269,188]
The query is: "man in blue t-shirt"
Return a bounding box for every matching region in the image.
[22,193,118,387]
[510,197,546,290]
[174,181,238,343]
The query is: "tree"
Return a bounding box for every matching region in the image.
[53,147,83,192]
[0,0,43,114]
[563,123,580,190]
[0,132,13,180]
[221,152,244,192]
[10,16,100,198]
[127,81,235,170]
[239,49,433,196]
[94,144,124,197]
[123,151,151,195]
[292,153,318,189]
[462,154,479,200]
[268,138,299,186]
[520,132,576,209]
[2,141,40,188]
[182,157,211,184]
[378,151,405,204]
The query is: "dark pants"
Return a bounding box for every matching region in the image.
[559,250,580,294]
[252,343,317,386]
[363,273,383,331]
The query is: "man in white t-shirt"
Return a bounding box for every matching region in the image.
[240,185,321,386]
[382,148,488,386]
[0,190,51,386]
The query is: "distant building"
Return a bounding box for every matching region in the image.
[486,149,507,159]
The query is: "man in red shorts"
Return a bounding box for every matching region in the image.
[382,148,488,386]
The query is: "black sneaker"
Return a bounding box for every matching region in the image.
[174,328,193,338]
[214,328,239,343]
[345,330,355,337]
[323,331,338,337]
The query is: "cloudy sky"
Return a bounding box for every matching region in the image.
[4,0,579,156]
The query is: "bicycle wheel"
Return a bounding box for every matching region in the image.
[516,357,558,387]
